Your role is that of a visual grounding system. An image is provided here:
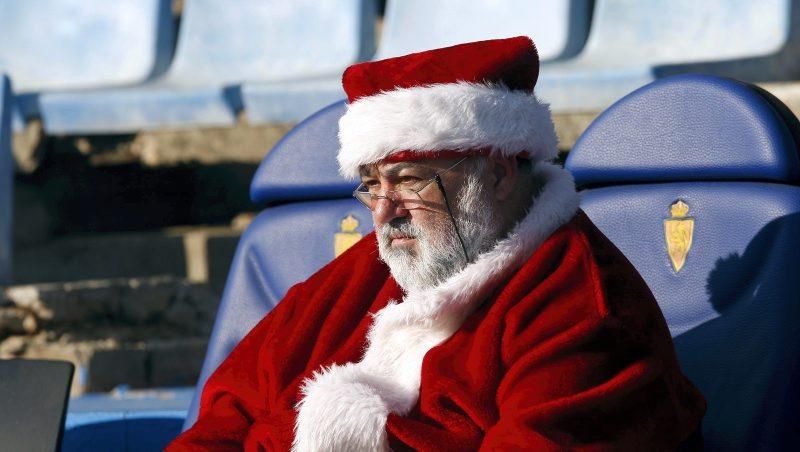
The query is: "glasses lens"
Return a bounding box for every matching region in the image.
[353,185,374,209]
[395,188,426,209]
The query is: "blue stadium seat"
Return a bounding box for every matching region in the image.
[62,387,194,452]
[242,0,591,124]
[240,78,350,126]
[0,75,11,283]
[40,0,375,134]
[537,0,800,113]
[63,414,184,452]
[375,0,590,62]
[566,74,800,450]
[240,0,592,124]
[238,0,376,124]
[0,0,175,127]
[183,100,372,429]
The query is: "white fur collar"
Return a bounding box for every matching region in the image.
[293,163,580,451]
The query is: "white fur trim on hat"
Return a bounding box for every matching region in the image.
[337,82,559,179]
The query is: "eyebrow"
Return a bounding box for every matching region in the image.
[359,162,428,179]
[380,162,419,178]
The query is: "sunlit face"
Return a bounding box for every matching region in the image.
[359,158,504,293]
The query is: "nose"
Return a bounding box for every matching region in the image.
[371,196,408,226]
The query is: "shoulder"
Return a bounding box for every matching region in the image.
[565,211,671,335]
[500,210,672,350]
[533,210,660,315]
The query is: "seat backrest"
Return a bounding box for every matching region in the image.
[166,0,375,85]
[184,100,373,429]
[0,359,74,452]
[0,0,174,92]
[249,101,356,204]
[560,0,792,66]
[376,0,590,62]
[0,75,11,284]
[566,74,800,450]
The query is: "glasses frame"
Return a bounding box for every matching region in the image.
[352,156,470,211]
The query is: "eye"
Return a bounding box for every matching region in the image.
[399,175,422,184]
[360,180,383,196]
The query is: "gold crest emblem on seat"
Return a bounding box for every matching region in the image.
[664,200,694,273]
[334,214,362,257]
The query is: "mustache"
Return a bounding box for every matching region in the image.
[377,218,422,240]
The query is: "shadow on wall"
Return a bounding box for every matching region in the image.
[675,212,800,451]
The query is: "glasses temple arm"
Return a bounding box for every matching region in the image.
[435,175,471,263]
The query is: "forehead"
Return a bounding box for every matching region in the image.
[358,158,459,178]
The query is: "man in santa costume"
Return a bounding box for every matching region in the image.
[169,36,706,451]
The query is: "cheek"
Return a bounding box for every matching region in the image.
[408,210,437,228]
[410,211,451,240]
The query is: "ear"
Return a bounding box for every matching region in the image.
[489,156,518,201]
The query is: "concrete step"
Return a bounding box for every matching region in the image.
[13,223,247,293]
[13,159,258,246]
[1,275,219,394]
[13,121,292,174]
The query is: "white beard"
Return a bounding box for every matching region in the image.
[376,172,505,293]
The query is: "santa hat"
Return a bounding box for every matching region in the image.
[337,36,558,179]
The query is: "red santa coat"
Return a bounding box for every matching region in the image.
[169,164,705,451]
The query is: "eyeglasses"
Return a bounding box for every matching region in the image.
[354,155,473,262]
[353,157,469,211]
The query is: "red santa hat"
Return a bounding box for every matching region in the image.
[337,36,558,179]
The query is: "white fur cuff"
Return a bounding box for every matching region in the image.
[293,364,402,452]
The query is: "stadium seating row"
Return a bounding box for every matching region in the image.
[1,0,376,133]
[538,0,800,112]
[2,0,798,135]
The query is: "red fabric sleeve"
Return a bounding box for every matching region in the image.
[480,316,686,451]
[479,219,705,451]
[167,233,397,451]
[166,284,304,451]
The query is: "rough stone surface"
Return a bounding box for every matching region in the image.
[3,276,220,329]
[118,278,178,324]
[51,123,292,168]
[13,227,241,287]
[552,111,600,151]
[132,123,293,167]
[14,156,257,241]
[11,118,45,174]
[12,184,55,247]
[0,307,31,335]
[0,335,28,357]
[148,339,209,387]
[0,276,221,394]
[14,233,185,285]
[87,346,149,392]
